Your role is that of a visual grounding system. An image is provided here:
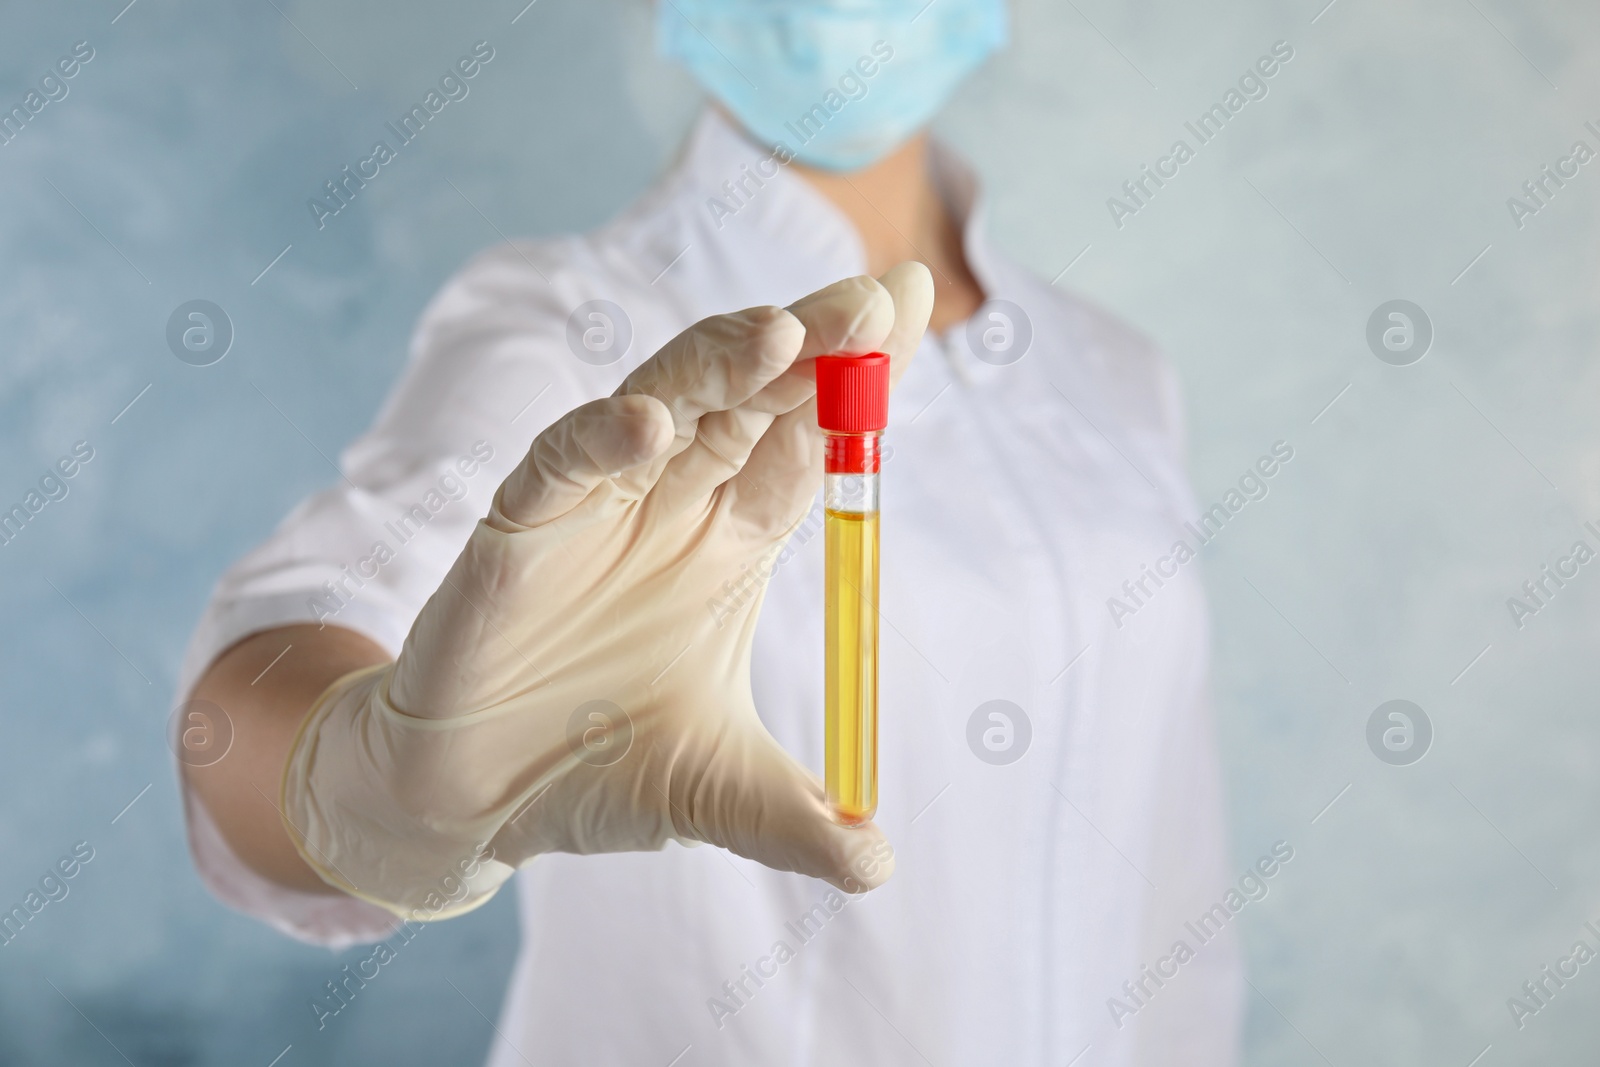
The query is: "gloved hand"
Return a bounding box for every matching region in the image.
[281,263,935,920]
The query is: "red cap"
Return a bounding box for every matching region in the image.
[815,352,890,433]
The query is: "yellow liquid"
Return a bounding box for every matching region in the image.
[825,507,879,824]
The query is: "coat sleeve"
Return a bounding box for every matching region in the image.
[172,237,635,945]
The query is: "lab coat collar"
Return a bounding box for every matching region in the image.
[675,109,1019,386]
[924,133,1018,388]
[675,109,868,279]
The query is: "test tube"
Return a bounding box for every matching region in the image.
[814,352,889,826]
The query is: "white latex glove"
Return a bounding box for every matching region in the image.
[281,264,935,920]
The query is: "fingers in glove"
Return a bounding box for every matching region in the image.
[645,277,895,513]
[741,274,900,417]
[872,260,936,387]
[641,406,780,521]
[618,304,805,434]
[611,304,807,505]
[726,262,935,535]
[492,393,675,530]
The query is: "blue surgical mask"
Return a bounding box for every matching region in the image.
[657,0,1007,172]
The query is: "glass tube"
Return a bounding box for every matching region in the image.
[823,431,879,825]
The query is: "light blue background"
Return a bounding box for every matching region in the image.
[2,0,1598,1063]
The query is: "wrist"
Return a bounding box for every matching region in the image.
[280,663,515,920]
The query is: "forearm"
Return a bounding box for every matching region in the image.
[182,624,390,895]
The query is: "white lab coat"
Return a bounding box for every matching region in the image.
[176,111,1241,1066]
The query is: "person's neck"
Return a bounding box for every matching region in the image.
[792,135,985,334]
